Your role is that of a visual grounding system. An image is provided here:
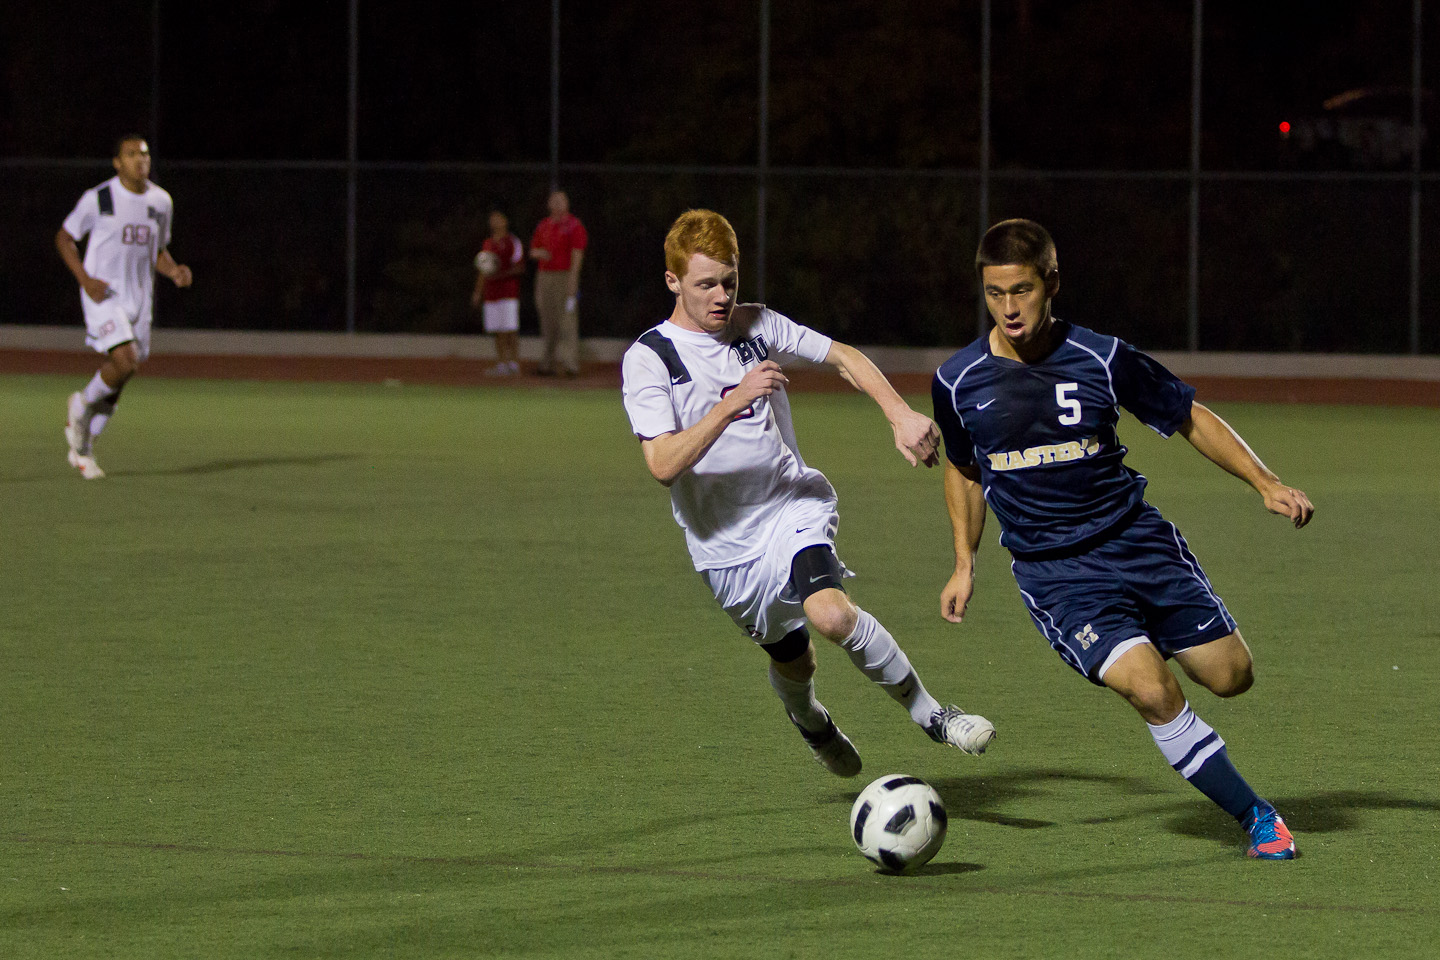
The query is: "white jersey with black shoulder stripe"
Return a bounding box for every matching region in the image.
[61,175,174,316]
[621,307,836,570]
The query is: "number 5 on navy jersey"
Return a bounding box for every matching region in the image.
[1056,383,1082,425]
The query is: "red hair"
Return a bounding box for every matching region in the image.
[664,209,738,278]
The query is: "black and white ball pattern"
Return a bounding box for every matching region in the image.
[849,774,948,873]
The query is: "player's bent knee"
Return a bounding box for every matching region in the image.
[1208,661,1254,698]
[803,590,857,643]
[1179,632,1254,697]
[108,344,140,380]
[1104,650,1186,723]
[1126,679,1182,721]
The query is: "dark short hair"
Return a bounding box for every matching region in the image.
[976,219,1058,280]
[114,134,148,157]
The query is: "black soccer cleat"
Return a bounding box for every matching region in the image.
[789,709,863,777]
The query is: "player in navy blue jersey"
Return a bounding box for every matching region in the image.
[933,219,1314,859]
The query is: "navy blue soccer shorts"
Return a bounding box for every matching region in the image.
[1009,502,1238,686]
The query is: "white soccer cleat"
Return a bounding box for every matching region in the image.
[925,704,996,756]
[65,392,91,455]
[790,709,863,778]
[67,449,106,480]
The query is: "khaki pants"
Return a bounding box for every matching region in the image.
[534,271,579,374]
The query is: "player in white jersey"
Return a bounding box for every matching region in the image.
[621,209,995,778]
[56,135,193,479]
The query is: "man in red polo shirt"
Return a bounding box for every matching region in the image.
[529,189,588,376]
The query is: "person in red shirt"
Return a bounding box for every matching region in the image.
[471,210,525,376]
[529,189,588,376]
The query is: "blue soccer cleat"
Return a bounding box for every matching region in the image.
[1244,801,1296,860]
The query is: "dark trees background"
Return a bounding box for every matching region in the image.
[1,1,1435,352]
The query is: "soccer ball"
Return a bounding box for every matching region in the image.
[849,774,947,873]
[475,250,499,275]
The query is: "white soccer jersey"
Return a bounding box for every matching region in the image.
[61,176,174,318]
[622,307,838,571]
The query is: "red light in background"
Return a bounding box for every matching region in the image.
[1279,121,1292,135]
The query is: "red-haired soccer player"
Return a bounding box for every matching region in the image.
[57,135,192,479]
[621,209,995,778]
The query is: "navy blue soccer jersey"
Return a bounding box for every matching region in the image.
[932,320,1196,556]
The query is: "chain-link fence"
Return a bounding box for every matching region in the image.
[2,1,1436,354]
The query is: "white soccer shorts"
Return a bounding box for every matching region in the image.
[82,295,151,360]
[700,498,852,645]
[482,298,520,334]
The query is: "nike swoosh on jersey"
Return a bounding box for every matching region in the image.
[1196,616,1219,631]
[977,398,997,410]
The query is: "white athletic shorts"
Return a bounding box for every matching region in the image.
[482,298,520,334]
[700,497,852,645]
[82,294,151,360]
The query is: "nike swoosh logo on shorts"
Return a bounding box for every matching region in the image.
[1196,616,1219,631]
[977,398,997,410]
[810,574,827,583]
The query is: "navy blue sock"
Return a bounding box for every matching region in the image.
[1148,703,1261,822]
[1184,744,1261,821]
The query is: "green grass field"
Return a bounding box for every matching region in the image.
[3,373,1437,959]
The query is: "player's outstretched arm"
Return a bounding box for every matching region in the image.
[823,341,940,467]
[1178,401,1314,528]
[941,462,986,623]
[639,360,787,486]
[157,249,193,288]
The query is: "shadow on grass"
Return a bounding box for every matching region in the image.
[874,860,985,878]
[834,771,1440,844]
[109,453,360,477]
[828,768,1167,831]
[3,453,363,483]
[1162,789,1440,844]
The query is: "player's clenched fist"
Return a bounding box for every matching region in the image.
[726,360,788,412]
[1260,481,1315,529]
[940,568,974,623]
[892,408,942,467]
[81,276,112,303]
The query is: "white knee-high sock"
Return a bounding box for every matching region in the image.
[89,397,118,439]
[81,372,116,407]
[768,664,827,732]
[839,610,942,726]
